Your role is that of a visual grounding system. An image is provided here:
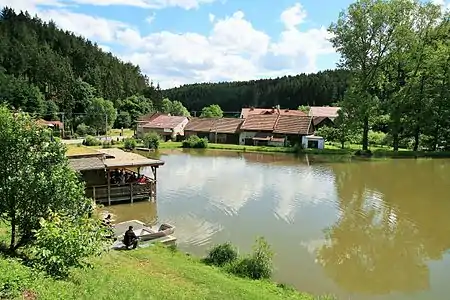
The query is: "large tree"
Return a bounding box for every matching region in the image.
[84,97,117,134]
[200,104,223,118]
[329,0,418,151]
[0,106,91,250]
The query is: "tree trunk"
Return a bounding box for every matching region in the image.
[391,112,401,152]
[362,116,369,151]
[341,140,345,149]
[413,126,420,152]
[9,214,16,251]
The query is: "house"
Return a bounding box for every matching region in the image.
[137,114,189,141]
[240,106,307,119]
[313,116,335,129]
[308,106,341,121]
[184,118,244,144]
[239,114,314,147]
[36,119,64,137]
[36,119,63,129]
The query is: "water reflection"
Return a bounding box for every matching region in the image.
[110,151,450,299]
[316,160,450,295]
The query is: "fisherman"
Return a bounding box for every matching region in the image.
[123,225,139,249]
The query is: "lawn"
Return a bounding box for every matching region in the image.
[65,144,101,156]
[0,234,329,300]
[108,128,134,137]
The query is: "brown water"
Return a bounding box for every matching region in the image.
[105,150,450,300]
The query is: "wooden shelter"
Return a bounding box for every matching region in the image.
[68,147,164,205]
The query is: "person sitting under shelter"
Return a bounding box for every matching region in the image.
[123,226,139,249]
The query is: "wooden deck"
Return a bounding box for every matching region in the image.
[67,147,164,205]
[86,180,156,204]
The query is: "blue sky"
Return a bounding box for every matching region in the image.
[3,0,449,88]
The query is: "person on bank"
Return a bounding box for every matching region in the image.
[124,226,139,249]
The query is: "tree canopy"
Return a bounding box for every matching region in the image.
[0,106,91,250]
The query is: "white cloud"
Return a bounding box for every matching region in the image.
[280,2,307,30]
[4,1,336,88]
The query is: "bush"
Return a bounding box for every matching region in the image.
[368,130,386,146]
[76,123,96,136]
[102,141,112,148]
[124,138,137,150]
[83,135,101,146]
[182,135,208,148]
[227,237,273,280]
[28,212,109,278]
[143,132,160,149]
[204,242,238,267]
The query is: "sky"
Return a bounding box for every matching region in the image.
[2,0,450,88]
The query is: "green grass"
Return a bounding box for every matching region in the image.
[0,244,328,300]
[108,128,134,137]
[82,139,450,159]
[0,223,332,300]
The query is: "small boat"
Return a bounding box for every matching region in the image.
[111,220,176,250]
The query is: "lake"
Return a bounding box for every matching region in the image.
[105,149,450,300]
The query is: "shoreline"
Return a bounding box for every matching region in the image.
[0,221,327,300]
[66,139,450,159]
[156,142,450,159]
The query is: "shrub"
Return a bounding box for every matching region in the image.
[368,130,386,146]
[102,141,112,148]
[204,242,238,267]
[182,135,208,148]
[28,212,109,278]
[83,135,101,146]
[143,131,160,149]
[76,123,96,136]
[227,237,273,280]
[124,138,137,150]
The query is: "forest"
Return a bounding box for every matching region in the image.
[162,69,350,112]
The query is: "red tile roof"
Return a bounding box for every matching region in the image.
[185,118,243,134]
[313,116,332,126]
[240,114,279,131]
[142,115,187,129]
[274,115,313,135]
[240,107,306,119]
[213,118,244,133]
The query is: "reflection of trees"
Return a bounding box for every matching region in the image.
[317,160,450,295]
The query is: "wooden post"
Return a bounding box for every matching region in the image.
[92,186,96,201]
[107,169,111,206]
[152,166,157,201]
[130,183,134,203]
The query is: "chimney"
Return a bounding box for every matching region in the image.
[250,107,254,111]
[276,105,280,114]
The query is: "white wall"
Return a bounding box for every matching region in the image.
[239,131,257,145]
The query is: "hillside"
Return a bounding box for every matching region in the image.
[163,69,350,112]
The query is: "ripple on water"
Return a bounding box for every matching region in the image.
[165,213,223,247]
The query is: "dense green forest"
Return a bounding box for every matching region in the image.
[163,69,350,112]
[0,7,164,132]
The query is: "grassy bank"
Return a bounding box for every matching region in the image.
[158,141,450,158]
[66,139,450,159]
[1,241,327,300]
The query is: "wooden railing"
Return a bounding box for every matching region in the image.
[86,180,156,204]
